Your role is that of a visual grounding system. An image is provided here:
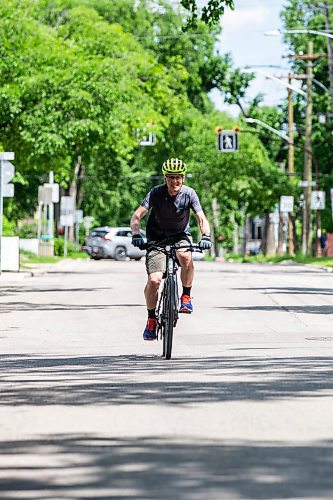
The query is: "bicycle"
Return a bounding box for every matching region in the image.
[141,242,203,359]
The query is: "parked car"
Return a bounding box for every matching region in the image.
[83,226,146,261]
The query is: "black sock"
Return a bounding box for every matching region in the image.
[148,308,156,319]
[182,286,191,297]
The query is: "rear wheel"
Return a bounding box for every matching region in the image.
[114,246,127,261]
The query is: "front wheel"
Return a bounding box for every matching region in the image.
[163,277,176,360]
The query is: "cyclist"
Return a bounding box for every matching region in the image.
[130,158,212,340]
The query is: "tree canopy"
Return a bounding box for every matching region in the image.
[180,0,234,28]
[0,0,293,249]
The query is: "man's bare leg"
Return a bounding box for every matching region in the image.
[144,272,163,309]
[177,251,194,287]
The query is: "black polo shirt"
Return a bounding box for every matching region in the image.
[141,184,203,241]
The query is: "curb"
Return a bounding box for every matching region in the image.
[306,264,333,273]
[0,271,32,282]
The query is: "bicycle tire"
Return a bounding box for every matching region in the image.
[164,276,176,360]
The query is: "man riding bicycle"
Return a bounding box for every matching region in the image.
[130,158,212,341]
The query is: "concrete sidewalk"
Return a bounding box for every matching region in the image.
[0,258,85,281]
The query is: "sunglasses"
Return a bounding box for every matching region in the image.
[165,175,184,180]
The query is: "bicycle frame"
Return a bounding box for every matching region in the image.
[143,242,202,359]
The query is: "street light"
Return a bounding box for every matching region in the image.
[265,28,333,111]
[243,64,330,94]
[241,68,306,97]
[244,118,291,143]
[265,29,333,40]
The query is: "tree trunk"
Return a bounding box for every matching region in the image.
[77,164,85,210]
[242,214,249,256]
[263,213,276,256]
[277,212,285,255]
[231,213,239,254]
[68,156,82,242]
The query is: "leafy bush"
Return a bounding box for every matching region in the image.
[2,215,15,236]
[16,223,38,238]
[54,237,75,256]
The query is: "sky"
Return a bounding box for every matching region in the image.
[209,0,290,116]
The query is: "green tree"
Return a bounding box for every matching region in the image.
[0,0,294,253]
[281,0,333,232]
[0,0,180,222]
[180,0,234,28]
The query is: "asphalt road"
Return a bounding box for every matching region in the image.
[0,258,333,499]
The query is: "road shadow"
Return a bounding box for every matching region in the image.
[0,435,332,499]
[1,354,333,406]
[232,286,333,296]
[5,301,331,314]
[0,286,112,298]
[0,302,145,313]
[196,266,328,275]
[215,305,333,315]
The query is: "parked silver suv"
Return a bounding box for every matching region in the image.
[83,226,146,261]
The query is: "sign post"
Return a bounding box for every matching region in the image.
[74,209,83,252]
[37,185,53,256]
[310,191,326,257]
[0,152,15,275]
[43,171,59,249]
[279,197,294,255]
[60,196,74,257]
[83,216,94,236]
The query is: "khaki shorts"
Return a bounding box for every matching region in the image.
[145,235,193,275]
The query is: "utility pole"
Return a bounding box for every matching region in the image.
[303,40,313,256]
[48,171,54,242]
[288,42,324,255]
[324,2,333,111]
[288,74,295,255]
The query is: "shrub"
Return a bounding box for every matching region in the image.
[2,215,15,236]
[16,223,38,238]
[54,237,75,256]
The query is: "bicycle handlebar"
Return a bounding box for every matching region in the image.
[139,242,203,253]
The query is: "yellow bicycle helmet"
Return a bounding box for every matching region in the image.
[162,158,187,175]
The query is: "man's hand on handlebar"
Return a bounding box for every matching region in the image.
[132,234,144,247]
[198,234,212,250]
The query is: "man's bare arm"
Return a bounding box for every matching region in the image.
[195,211,211,236]
[130,206,148,235]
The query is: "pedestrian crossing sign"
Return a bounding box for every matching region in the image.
[217,130,239,152]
